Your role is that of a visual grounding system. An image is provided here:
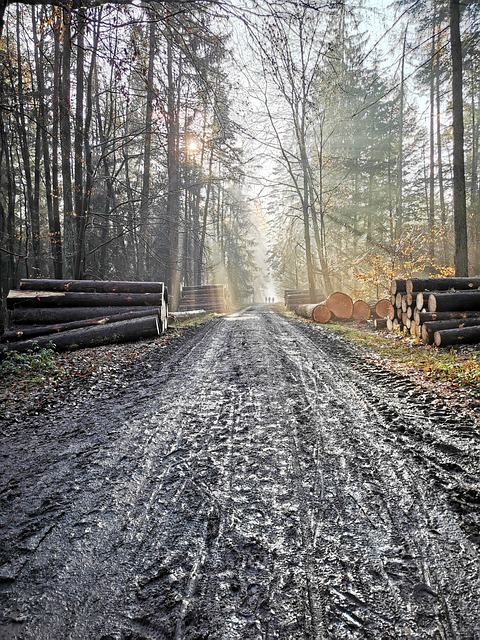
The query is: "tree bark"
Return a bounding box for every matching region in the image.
[434,325,480,347]
[450,0,468,275]
[352,300,371,321]
[428,291,480,312]
[2,308,163,341]
[19,279,166,294]
[406,277,480,294]
[421,318,480,344]
[7,291,165,308]
[11,306,163,324]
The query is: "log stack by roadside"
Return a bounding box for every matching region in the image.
[294,291,393,326]
[386,277,480,347]
[0,279,168,356]
[177,284,228,313]
[284,289,312,310]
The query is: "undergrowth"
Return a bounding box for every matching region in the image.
[0,347,60,385]
[327,322,480,391]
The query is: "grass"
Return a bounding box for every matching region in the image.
[326,322,480,391]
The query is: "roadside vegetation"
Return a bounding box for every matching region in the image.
[0,314,214,391]
[327,322,480,393]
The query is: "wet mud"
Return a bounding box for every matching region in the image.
[1,306,479,639]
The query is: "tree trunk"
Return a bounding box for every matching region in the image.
[166,33,181,308]
[436,23,447,264]
[60,10,74,276]
[395,27,407,239]
[16,8,40,275]
[428,12,436,261]
[450,0,468,276]
[72,10,86,279]
[51,9,63,279]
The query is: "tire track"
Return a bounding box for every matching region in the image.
[0,307,479,639]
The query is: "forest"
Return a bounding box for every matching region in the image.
[0,0,479,322]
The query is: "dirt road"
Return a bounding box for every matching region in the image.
[1,306,479,639]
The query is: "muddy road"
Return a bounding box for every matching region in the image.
[1,306,480,639]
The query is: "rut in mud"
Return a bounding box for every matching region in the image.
[1,306,480,639]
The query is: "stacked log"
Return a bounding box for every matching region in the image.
[177,284,227,313]
[1,279,168,355]
[385,277,480,347]
[387,279,418,335]
[284,289,312,310]
[295,303,332,323]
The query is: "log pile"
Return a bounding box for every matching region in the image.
[294,292,392,325]
[1,279,168,355]
[177,284,228,313]
[284,289,312,310]
[387,277,480,347]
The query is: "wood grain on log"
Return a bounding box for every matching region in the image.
[325,292,353,320]
[375,298,393,318]
[352,300,371,321]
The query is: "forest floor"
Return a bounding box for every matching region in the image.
[1,306,479,639]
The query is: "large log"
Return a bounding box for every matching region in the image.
[7,290,164,309]
[296,303,331,323]
[415,310,480,325]
[9,306,161,324]
[352,300,371,321]
[406,277,480,295]
[374,298,393,319]
[19,279,165,294]
[428,291,480,312]
[325,292,353,320]
[1,308,163,342]
[434,325,480,348]
[0,315,161,356]
[421,318,480,345]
